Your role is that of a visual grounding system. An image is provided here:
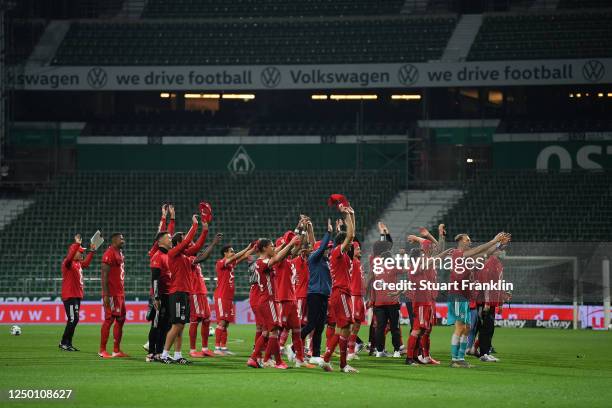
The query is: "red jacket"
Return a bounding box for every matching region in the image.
[168,222,207,294]
[61,243,94,300]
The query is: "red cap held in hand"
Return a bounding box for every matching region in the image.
[327,194,350,210]
[199,202,213,223]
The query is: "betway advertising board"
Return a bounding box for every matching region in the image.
[7,58,611,90]
[1,301,608,329]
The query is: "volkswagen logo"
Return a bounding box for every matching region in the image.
[582,60,605,83]
[87,67,108,89]
[260,66,281,88]
[397,64,419,86]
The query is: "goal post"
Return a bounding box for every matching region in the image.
[503,256,579,330]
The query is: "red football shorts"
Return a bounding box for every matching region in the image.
[104,295,126,318]
[257,300,281,331]
[190,293,211,322]
[413,303,433,331]
[328,291,353,328]
[351,295,366,323]
[278,300,300,329]
[214,296,235,323]
[297,297,308,325]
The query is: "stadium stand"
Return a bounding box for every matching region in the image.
[51,17,457,65]
[6,21,46,64]
[467,11,612,61]
[434,170,612,242]
[0,170,402,297]
[143,0,406,18]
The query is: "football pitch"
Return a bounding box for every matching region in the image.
[1,324,611,407]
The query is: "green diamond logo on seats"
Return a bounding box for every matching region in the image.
[228,146,255,175]
[86,67,108,89]
[582,60,605,83]
[398,64,419,86]
[261,67,282,88]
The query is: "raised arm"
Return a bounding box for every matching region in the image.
[432,247,453,260]
[407,234,425,245]
[432,224,446,255]
[158,204,168,232]
[63,239,81,269]
[184,220,209,256]
[269,236,301,267]
[236,245,257,265]
[419,227,438,246]
[194,233,223,264]
[485,234,511,257]
[463,232,507,258]
[167,205,176,235]
[82,242,97,269]
[168,215,198,258]
[305,219,315,248]
[379,221,392,242]
[225,241,256,265]
[340,207,355,253]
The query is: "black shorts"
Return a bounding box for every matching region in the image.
[169,292,190,324]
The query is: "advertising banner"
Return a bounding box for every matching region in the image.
[7,58,611,90]
[2,301,608,329]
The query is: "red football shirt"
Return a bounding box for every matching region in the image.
[150,248,170,295]
[408,264,433,306]
[214,258,236,300]
[349,257,365,296]
[291,256,309,299]
[373,263,401,306]
[168,221,199,294]
[475,255,504,306]
[61,243,94,300]
[253,258,274,304]
[329,245,351,294]
[101,246,124,296]
[190,257,207,296]
[274,258,296,302]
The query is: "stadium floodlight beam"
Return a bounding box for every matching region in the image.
[329,94,377,101]
[221,94,255,100]
[391,94,421,100]
[184,93,222,99]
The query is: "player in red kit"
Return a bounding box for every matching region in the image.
[213,241,256,355]
[99,233,127,358]
[247,256,266,366]
[189,232,223,358]
[290,238,312,359]
[347,241,365,361]
[246,235,301,370]
[148,230,173,362]
[321,206,358,373]
[60,234,96,351]
[145,204,175,355]
[161,213,208,364]
[474,239,510,362]
[275,225,315,368]
[448,231,509,368]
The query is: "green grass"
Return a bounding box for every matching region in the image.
[1,324,611,407]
